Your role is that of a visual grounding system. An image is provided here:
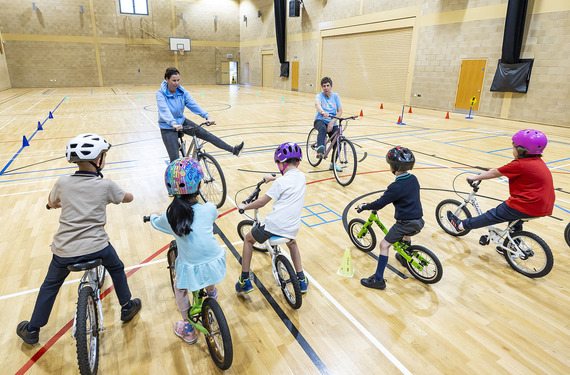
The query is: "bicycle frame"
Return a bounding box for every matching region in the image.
[71,269,104,339]
[357,211,431,271]
[320,116,353,160]
[179,125,206,159]
[186,290,212,335]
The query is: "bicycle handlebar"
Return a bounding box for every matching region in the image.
[143,216,150,223]
[46,204,52,210]
[467,179,481,192]
[177,121,211,132]
[329,115,358,121]
[238,174,276,214]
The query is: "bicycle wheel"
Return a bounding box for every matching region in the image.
[435,199,472,236]
[347,218,377,252]
[502,231,554,278]
[404,245,443,284]
[306,128,322,167]
[333,138,357,186]
[198,152,227,208]
[96,266,105,290]
[167,241,178,294]
[564,222,570,248]
[275,253,302,309]
[76,286,99,375]
[202,298,233,370]
[237,220,267,252]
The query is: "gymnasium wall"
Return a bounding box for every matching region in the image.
[0,0,240,87]
[0,31,10,91]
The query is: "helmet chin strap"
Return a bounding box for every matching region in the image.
[89,159,104,178]
[278,162,289,175]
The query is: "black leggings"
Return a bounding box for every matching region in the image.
[161,119,233,162]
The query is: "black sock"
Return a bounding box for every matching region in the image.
[122,300,133,310]
[27,324,39,332]
[296,271,305,280]
[240,271,250,281]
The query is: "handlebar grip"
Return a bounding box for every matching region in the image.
[238,209,244,214]
[143,216,150,223]
[46,203,52,210]
[355,206,363,213]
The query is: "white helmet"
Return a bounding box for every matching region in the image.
[66,133,111,163]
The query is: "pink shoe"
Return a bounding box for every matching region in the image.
[206,287,218,301]
[174,320,197,344]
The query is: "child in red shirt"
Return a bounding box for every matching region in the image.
[447,129,554,240]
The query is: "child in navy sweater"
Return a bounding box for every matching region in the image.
[357,147,424,290]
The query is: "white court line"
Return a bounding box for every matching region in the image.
[124,93,137,108]
[226,192,411,374]
[25,97,46,112]
[0,241,242,302]
[141,110,160,129]
[0,118,16,130]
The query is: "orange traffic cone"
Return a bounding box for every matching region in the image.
[359,109,363,117]
[408,107,412,113]
[445,112,450,119]
[397,116,401,123]
[380,103,384,109]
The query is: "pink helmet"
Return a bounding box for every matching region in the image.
[512,129,547,155]
[274,142,302,162]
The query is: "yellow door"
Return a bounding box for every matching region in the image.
[455,59,486,111]
[262,52,273,87]
[221,61,230,85]
[291,61,299,91]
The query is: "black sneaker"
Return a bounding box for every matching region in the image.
[496,247,505,255]
[17,321,39,345]
[360,275,386,290]
[395,253,408,267]
[121,298,142,322]
[446,211,463,233]
[233,141,244,157]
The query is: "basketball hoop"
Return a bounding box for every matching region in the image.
[178,47,184,55]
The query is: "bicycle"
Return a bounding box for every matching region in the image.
[565,222,570,248]
[236,177,303,309]
[435,175,554,278]
[177,121,227,208]
[46,204,106,375]
[348,208,443,284]
[306,115,358,186]
[143,217,233,370]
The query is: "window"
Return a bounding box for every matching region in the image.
[119,0,148,15]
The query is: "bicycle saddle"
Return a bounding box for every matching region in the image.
[269,236,291,245]
[67,258,103,272]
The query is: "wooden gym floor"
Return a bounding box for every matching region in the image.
[0,85,569,374]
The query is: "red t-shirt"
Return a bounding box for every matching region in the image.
[498,158,555,216]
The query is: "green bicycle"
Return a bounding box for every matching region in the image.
[348,210,443,284]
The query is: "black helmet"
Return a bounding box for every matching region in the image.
[386,146,415,173]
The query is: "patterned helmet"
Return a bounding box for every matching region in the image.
[165,158,203,196]
[512,129,547,154]
[274,142,302,162]
[386,146,415,172]
[66,133,111,163]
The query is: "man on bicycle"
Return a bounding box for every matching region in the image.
[314,76,343,172]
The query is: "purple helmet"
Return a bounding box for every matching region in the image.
[274,142,302,162]
[165,157,203,196]
[512,129,547,155]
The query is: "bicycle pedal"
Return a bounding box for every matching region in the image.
[479,235,490,246]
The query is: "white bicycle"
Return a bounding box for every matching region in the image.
[236,176,302,309]
[435,175,554,278]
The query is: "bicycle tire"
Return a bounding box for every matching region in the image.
[202,298,233,370]
[96,266,106,290]
[76,286,99,375]
[198,152,227,208]
[275,253,302,309]
[564,223,570,250]
[167,241,178,295]
[237,220,267,252]
[435,199,472,236]
[347,218,377,252]
[333,138,357,186]
[502,231,554,278]
[404,245,443,284]
[306,128,323,167]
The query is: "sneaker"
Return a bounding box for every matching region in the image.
[360,275,386,290]
[446,211,463,233]
[233,141,244,157]
[316,145,325,159]
[17,321,39,345]
[120,298,142,322]
[329,163,343,172]
[206,287,218,301]
[174,320,197,344]
[299,277,309,294]
[395,253,408,268]
[235,277,254,293]
[496,247,505,255]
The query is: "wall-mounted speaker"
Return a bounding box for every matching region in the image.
[289,0,300,17]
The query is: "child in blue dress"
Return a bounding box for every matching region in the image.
[149,158,226,344]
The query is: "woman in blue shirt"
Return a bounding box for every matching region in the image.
[156,67,244,162]
[314,77,343,172]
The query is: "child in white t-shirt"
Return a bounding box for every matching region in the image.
[236,142,308,294]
